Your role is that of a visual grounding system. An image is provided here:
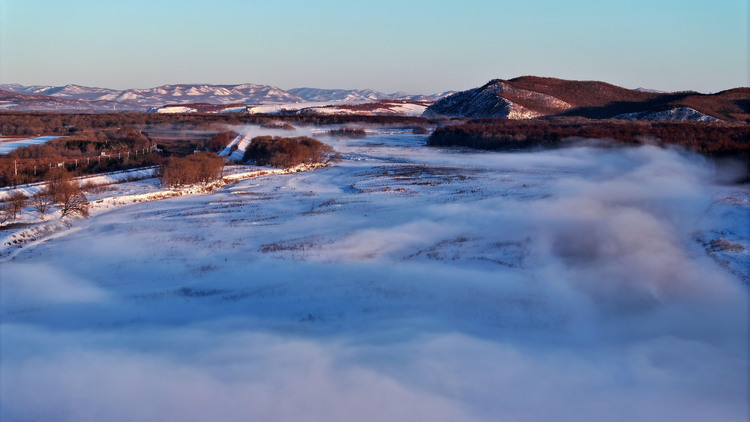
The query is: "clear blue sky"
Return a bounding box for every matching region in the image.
[1,0,747,93]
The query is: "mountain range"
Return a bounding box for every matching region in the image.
[288,87,452,103]
[1,77,747,122]
[424,76,749,122]
[0,83,451,112]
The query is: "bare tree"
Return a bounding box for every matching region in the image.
[0,203,11,224]
[6,192,28,220]
[46,167,72,204]
[42,169,89,218]
[57,182,90,218]
[6,191,27,220]
[31,190,53,220]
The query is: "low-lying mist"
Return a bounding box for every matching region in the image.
[1,135,747,421]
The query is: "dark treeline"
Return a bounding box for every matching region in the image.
[0,111,435,136]
[0,125,160,186]
[243,136,340,168]
[6,111,747,186]
[428,119,750,157]
[8,126,152,160]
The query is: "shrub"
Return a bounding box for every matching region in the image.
[260,122,296,131]
[160,152,225,187]
[327,128,367,138]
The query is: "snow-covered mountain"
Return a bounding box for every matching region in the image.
[288,88,385,103]
[0,83,303,110]
[103,84,302,105]
[0,84,121,101]
[0,89,141,112]
[288,87,453,103]
[0,83,453,112]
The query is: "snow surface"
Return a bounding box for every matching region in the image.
[218,134,244,157]
[614,107,720,122]
[1,129,748,422]
[299,102,429,116]
[155,106,197,114]
[0,166,158,201]
[0,136,61,155]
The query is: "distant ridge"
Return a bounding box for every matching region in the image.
[424,76,749,122]
[0,83,303,111]
[0,89,137,112]
[288,87,452,103]
[1,78,747,121]
[0,83,450,113]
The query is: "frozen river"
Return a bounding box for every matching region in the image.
[1,128,748,421]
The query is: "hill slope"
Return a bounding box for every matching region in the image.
[424,76,749,122]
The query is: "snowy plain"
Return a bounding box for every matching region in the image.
[1,127,748,421]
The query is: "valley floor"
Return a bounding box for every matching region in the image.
[1,128,748,421]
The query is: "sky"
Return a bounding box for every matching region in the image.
[0,0,747,93]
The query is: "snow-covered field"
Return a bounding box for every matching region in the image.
[1,128,748,421]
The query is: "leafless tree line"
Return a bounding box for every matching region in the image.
[1,168,90,222]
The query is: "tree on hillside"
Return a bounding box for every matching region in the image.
[45,168,90,218]
[58,183,90,218]
[0,203,12,224]
[7,191,27,220]
[31,190,53,220]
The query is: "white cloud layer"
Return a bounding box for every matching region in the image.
[1,134,747,421]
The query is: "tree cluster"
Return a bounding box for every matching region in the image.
[160,152,225,187]
[243,136,339,168]
[0,191,28,222]
[0,111,435,136]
